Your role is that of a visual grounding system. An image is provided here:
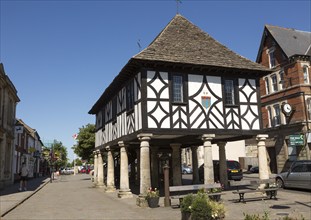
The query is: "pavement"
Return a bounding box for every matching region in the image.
[0,174,310,220]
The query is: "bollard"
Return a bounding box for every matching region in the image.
[163,164,170,207]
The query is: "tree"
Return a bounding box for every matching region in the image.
[73,123,95,162]
[51,140,68,170]
[42,140,68,170]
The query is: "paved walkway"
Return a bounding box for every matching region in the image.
[1,174,310,219]
[0,176,50,217]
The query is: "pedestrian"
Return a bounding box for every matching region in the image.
[19,162,29,191]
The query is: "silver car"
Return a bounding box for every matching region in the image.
[276,160,311,190]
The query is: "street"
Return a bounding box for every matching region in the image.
[1,174,310,220]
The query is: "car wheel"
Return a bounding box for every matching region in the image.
[276,178,284,188]
[182,170,187,174]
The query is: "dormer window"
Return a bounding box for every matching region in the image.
[303,65,309,84]
[268,48,276,68]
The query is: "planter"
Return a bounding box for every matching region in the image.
[147,197,159,208]
[181,211,191,220]
[266,189,278,198]
[209,194,221,202]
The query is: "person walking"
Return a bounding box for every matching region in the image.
[19,162,29,191]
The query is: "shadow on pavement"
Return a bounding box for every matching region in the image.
[0,177,49,196]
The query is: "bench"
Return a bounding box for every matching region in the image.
[169,183,224,206]
[230,179,279,203]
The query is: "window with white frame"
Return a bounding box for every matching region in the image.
[265,77,270,94]
[303,65,309,84]
[279,69,285,90]
[271,74,278,92]
[273,104,281,126]
[307,98,311,120]
[267,106,273,126]
[268,49,276,68]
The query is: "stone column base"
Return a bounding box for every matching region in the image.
[105,186,116,192]
[118,190,133,198]
[96,183,106,189]
[136,195,148,207]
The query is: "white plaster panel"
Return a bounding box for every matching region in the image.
[147,86,157,99]
[188,74,203,97]
[159,72,169,99]
[159,101,170,128]
[148,116,157,128]
[172,106,179,123]
[147,101,161,128]
[206,75,222,98]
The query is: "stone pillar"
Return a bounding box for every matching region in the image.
[202,134,215,184]
[118,142,132,198]
[93,151,98,185]
[257,134,269,188]
[105,146,116,192]
[96,150,105,188]
[191,146,199,184]
[151,146,159,188]
[136,133,153,207]
[171,143,182,186]
[218,142,228,189]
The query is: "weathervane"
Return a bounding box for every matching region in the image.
[176,0,182,14]
[137,39,142,52]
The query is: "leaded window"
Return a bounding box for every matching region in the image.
[126,79,134,111]
[224,79,235,105]
[172,75,184,103]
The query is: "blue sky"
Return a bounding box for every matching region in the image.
[1,0,310,162]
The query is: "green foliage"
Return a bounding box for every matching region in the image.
[43,140,68,170]
[73,124,95,161]
[51,140,68,170]
[243,212,305,220]
[145,187,159,198]
[182,191,225,220]
[191,193,210,220]
[180,194,196,213]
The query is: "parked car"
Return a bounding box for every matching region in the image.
[199,160,243,182]
[60,167,74,175]
[275,160,311,190]
[181,165,192,174]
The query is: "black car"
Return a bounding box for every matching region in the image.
[199,160,243,182]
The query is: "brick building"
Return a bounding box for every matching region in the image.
[256,25,311,173]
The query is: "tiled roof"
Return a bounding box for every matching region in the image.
[89,15,269,114]
[133,14,268,71]
[265,25,311,58]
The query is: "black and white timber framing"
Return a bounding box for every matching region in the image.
[89,14,270,148]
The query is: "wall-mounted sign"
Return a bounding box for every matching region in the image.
[201,96,211,109]
[289,134,305,146]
